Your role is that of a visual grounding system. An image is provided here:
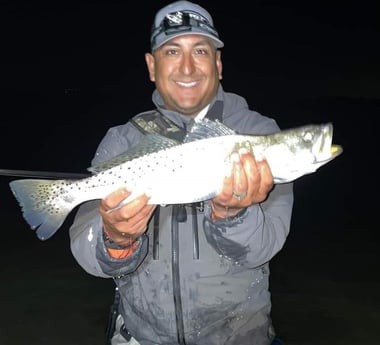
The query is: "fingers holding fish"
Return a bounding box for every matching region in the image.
[231,149,267,207]
[231,150,248,202]
[129,205,156,233]
[108,203,156,238]
[100,189,155,242]
[211,150,251,211]
[215,150,274,209]
[255,159,274,200]
[99,187,132,213]
[243,154,274,204]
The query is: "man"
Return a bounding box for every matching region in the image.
[69,1,294,344]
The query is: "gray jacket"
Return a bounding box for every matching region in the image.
[69,85,294,345]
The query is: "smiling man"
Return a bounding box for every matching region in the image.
[69,1,293,344]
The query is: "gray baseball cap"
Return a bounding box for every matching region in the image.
[150,1,224,51]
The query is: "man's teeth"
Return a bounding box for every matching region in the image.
[177,81,197,87]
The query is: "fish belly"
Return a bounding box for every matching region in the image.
[145,144,231,205]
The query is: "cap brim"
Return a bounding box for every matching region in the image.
[152,31,224,51]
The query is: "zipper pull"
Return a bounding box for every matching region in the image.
[196,201,204,212]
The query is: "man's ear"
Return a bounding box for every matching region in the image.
[216,50,223,80]
[145,53,155,82]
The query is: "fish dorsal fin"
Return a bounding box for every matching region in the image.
[88,134,180,173]
[184,118,236,143]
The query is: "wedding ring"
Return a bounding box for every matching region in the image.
[232,190,247,201]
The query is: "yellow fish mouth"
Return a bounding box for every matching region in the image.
[331,145,343,156]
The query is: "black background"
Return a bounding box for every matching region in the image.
[0,1,379,344]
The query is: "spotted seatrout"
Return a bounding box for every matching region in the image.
[9,119,342,240]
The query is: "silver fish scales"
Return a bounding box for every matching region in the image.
[9,119,342,240]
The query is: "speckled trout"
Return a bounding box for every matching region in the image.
[9,119,342,240]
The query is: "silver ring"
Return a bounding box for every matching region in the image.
[232,190,247,201]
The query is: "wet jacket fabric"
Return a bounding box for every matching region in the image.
[69,85,294,345]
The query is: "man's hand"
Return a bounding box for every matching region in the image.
[99,188,156,244]
[211,148,274,219]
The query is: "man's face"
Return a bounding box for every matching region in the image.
[145,34,222,117]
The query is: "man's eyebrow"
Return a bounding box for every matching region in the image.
[162,38,213,48]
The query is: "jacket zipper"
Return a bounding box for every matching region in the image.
[172,204,186,344]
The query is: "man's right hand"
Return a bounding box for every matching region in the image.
[99,188,156,245]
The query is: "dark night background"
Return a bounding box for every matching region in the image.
[0,1,379,344]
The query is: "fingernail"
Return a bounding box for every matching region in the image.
[238,147,248,155]
[122,187,131,195]
[230,152,240,163]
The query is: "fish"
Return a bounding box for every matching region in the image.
[9,118,342,240]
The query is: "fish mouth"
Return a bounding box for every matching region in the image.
[316,144,343,164]
[329,144,343,160]
[331,145,343,156]
[312,123,335,161]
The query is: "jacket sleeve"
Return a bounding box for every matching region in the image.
[203,182,293,268]
[69,199,149,277]
[69,122,149,278]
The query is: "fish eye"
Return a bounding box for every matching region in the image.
[303,132,313,142]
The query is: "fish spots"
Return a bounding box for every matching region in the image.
[9,120,341,240]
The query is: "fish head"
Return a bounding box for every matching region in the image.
[268,123,343,183]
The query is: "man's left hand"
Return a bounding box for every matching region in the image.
[211,148,274,219]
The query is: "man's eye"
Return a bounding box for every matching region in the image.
[166,49,178,55]
[195,49,208,55]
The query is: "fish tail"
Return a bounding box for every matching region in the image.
[9,178,80,240]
